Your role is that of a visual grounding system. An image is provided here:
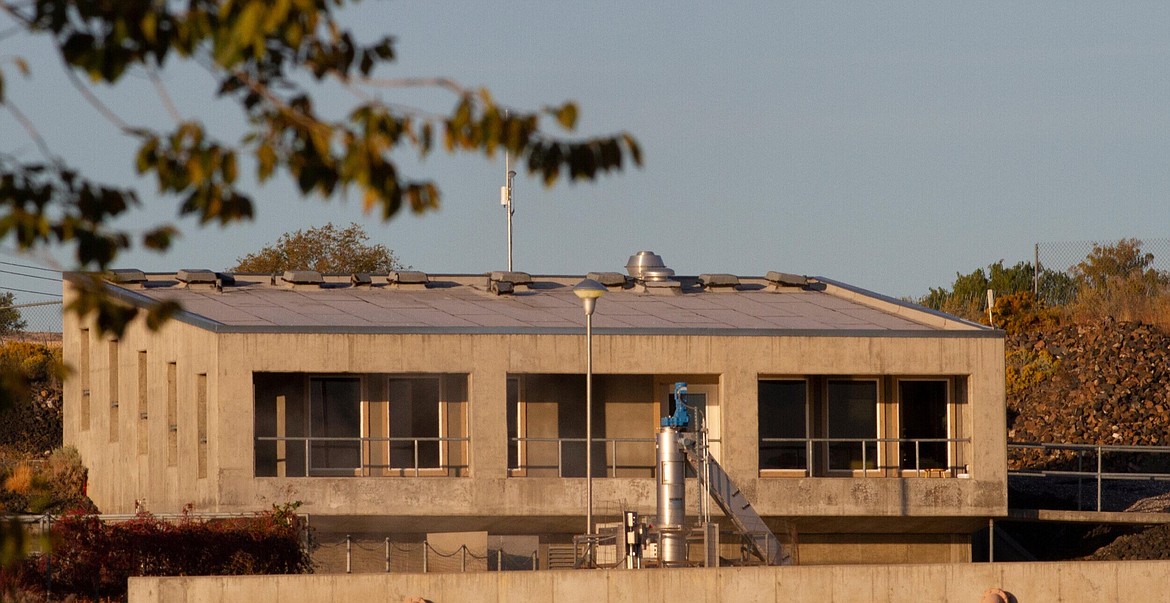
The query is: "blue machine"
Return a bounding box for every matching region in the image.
[660,381,690,428]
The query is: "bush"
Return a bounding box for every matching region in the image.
[0,343,61,385]
[16,504,311,600]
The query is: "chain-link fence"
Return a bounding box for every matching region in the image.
[1,301,63,347]
[1034,238,1170,304]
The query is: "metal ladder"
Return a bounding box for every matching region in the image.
[678,432,793,565]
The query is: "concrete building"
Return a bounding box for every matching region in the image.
[62,253,1006,565]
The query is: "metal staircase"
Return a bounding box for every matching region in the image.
[678,432,793,565]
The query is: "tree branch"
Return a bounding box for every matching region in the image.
[148,65,183,124]
[60,60,132,132]
[3,99,54,164]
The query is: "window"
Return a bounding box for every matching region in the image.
[388,377,441,470]
[758,380,808,473]
[757,375,968,478]
[80,329,90,431]
[898,380,950,472]
[253,372,467,477]
[137,351,148,455]
[309,377,362,474]
[826,379,879,473]
[166,362,177,467]
[197,373,209,479]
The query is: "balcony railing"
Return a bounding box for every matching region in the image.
[508,437,663,477]
[1008,441,1170,511]
[759,437,972,476]
[255,435,469,477]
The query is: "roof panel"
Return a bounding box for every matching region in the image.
[90,272,987,336]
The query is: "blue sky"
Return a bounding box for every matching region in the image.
[3,2,1169,314]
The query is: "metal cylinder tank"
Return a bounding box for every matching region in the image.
[656,427,687,566]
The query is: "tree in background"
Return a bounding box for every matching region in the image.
[0,293,26,336]
[1073,238,1167,293]
[1069,239,1170,324]
[0,0,641,338]
[231,222,401,274]
[919,260,1072,322]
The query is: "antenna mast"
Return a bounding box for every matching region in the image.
[501,133,517,271]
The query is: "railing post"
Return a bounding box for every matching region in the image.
[423,541,429,573]
[346,534,352,574]
[1097,446,1103,512]
[414,440,420,477]
[558,440,564,478]
[461,545,467,572]
[532,549,538,571]
[498,548,503,571]
[385,537,391,573]
[861,440,868,477]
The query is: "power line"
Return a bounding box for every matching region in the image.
[0,285,62,298]
[0,268,61,282]
[0,260,60,274]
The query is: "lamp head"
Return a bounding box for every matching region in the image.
[573,278,607,316]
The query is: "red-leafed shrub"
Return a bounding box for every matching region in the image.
[14,503,311,601]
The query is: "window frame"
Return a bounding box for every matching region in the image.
[823,377,882,477]
[895,377,956,478]
[757,377,811,478]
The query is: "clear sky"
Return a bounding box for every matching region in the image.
[3,2,1169,314]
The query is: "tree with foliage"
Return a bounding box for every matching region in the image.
[231,222,400,274]
[1073,238,1167,293]
[0,0,641,339]
[0,292,26,336]
[919,260,1073,322]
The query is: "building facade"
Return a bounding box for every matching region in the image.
[62,258,1006,565]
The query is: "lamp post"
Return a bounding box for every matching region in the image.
[573,278,607,543]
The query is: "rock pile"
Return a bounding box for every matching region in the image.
[1008,318,1170,450]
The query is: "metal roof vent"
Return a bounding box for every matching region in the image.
[351,273,373,287]
[587,271,628,289]
[106,269,147,288]
[177,269,216,286]
[387,270,429,290]
[766,271,809,289]
[698,273,740,291]
[625,251,675,281]
[636,279,682,295]
[281,270,324,288]
[622,250,678,281]
[488,271,531,295]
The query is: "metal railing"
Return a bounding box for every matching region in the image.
[254,435,470,477]
[1008,441,1170,512]
[508,436,721,477]
[759,437,972,476]
[324,536,539,573]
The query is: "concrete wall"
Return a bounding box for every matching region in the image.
[128,561,1170,602]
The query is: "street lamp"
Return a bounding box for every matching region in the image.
[573,278,607,541]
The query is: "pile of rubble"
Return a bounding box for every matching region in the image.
[1008,318,1170,450]
[1005,318,1170,561]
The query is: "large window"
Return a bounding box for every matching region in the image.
[757,375,967,478]
[254,372,467,477]
[898,380,949,472]
[826,379,879,473]
[758,380,808,473]
[309,377,362,474]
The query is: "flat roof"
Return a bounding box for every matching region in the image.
[67,272,998,338]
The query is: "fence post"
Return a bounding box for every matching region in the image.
[1097,446,1103,512]
[385,537,391,573]
[1034,242,1040,297]
[423,541,429,573]
[346,534,352,574]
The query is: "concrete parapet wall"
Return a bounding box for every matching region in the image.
[129,560,1170,602]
